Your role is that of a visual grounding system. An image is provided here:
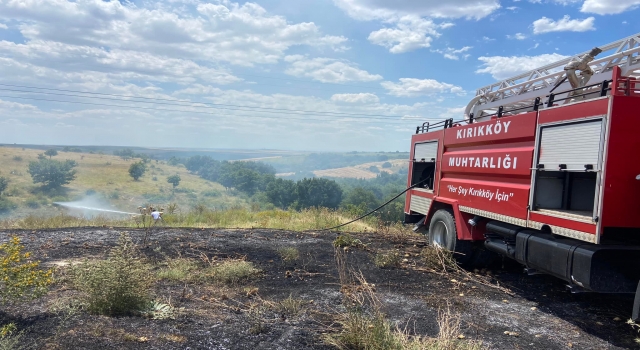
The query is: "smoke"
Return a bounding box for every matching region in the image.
[53,195,138,218]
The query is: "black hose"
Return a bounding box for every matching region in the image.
[314,177,429,232]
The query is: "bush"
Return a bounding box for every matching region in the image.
[85,189,96,196]
[374,251,402,268]
[0,198,17,213]
[11,156,22,162]
[0,177,7,197]
[167,174,181,188]
[210,260,260,285]
[333,234,362,248]
[202,189,221,197]
[25,199,40,209]
[152,176,158,181]
[277,247,300,263]
[381,162,392,168]
[0,236,53,303]
[368,165,380,173]
[69,233,154,316]
[129,162,147,181]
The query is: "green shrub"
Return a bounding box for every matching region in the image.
[0,198,17,213]
[25,199,40,209]
[85,189,96,196]
[109,191,120,200]
[69,233,154,316]
[11,156,22,162]
[202,190,221,197]
[333,234,362,248]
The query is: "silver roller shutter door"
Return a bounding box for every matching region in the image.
[414,141,438,161]
[538,120,603,171]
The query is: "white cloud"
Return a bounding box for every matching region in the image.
[507,33,527,40]
[368,16,441,53]
[0,0,348,67]
[482,36,495,42]
[476,53,568,80]
[0,40,240,85]
[0,23,7,29]
[506,6,519,10]
[331,93,380,104]
[581,0,640,14]
[333,0,501,20]
[284,56,383,83]
[381,78,464,97]
[533,15,595,34]
[432,46,472,60]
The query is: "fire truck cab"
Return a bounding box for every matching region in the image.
[404,33,640,319]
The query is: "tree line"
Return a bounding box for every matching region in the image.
[185,156,344,210]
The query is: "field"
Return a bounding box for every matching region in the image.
[313,159,407,179]
[0,147,246,218]
[0,226,636,349]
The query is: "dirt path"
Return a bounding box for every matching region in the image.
[0,228,637,349]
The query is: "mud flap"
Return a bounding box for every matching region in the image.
[632,280,640,322]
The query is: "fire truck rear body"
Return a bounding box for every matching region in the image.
[405,52,640,304]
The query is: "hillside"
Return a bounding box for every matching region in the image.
[312,159,408,179]
[0,146,246,218]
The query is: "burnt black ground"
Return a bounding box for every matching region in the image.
[0,227,638,350]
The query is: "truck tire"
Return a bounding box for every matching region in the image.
[428,209,474,265]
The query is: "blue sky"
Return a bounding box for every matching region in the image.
[0,0,636,151]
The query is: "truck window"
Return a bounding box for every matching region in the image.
[411,161,435,190]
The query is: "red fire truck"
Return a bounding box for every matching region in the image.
[404,33,640,318]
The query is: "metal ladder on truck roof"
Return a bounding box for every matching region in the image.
[467,32,640,120]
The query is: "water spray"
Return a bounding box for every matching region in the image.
[52,195,138,218]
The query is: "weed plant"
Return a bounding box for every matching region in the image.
[69,233,154,316]
[374,251,402,269]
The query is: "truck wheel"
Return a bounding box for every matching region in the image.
[428,209,474,265]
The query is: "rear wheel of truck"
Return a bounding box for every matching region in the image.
[428,209,474,265]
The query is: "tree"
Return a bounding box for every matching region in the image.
[0,177,7,197]
[44,149,58,159]
[128,162,147,181]
[167,174,181,188]
[265,178,297,209]
[342,187,380,212]
[369,165,380,173]
[28,159,77,188]
[294,178,343,210]
[382,162,392,168]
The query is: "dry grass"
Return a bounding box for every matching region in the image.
[157,258,199,282]
[329,250,482,350]
[0,207,383,232]
[421,246,460,273]
[277,294,304,317]
[208,260,260,285]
